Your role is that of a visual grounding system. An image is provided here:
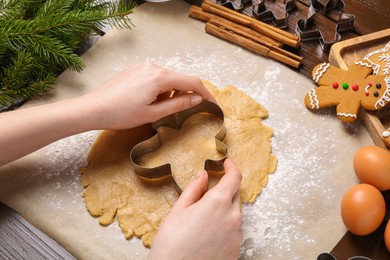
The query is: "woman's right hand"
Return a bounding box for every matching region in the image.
[149,158,243,260]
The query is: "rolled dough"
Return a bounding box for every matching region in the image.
[81,81,277,247]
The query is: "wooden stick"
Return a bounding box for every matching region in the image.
[205,22,301,68]
[189,5,211,23]
[201,0,300,48]
[208,18,302,62]
[190,5,283,48]
[270,44,303,62]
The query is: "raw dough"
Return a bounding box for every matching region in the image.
[137,112,226,191]
[81,81,277,247]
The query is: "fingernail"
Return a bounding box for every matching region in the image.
[191,95,202,105]
[195,169,204,177]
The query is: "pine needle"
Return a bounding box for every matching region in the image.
[0,0,137,108]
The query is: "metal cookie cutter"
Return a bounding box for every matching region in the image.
[252,0,297,29]
[296,0,354,52]
[130,101,228,193]
[217,0,244,12]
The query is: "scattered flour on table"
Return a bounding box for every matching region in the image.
[34,131,99,211]
[31,130,141,257]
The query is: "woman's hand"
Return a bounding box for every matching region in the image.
[149,159,243,260]
[81,62,215,130]
[0,63,214,166]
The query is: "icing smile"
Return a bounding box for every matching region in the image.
[374,77,390,109]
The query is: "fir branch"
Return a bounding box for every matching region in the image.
[0,37,8,61]
[0,50,33,91]
[0,49,56,106]
[0,75,56,106]
[1,25,85,71]
[28,34,85,71]
[0,0,43,19]
[0,0,137,109]
[95,0,137,30]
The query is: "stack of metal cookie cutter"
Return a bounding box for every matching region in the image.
[130,101,228,193]
[217,0,297,28]
[296,0,355,52]
[215,0,355,52]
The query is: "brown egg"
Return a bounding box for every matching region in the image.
[353,146,390,191]
[341,184,386,236]
[385,220,390,252]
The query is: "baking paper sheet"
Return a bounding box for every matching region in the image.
[0,1,374,259]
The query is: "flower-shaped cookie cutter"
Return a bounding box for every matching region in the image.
[130,101,228,193]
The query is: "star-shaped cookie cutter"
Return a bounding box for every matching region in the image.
[130,101,228,193]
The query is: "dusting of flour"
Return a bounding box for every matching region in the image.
[31,45,363,259]
[135,46,360,259]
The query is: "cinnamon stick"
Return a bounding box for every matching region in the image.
[208,18,302,61]
[201,0,300,48]
[190,5,282,48]
[202,0,298,40]
[205,22,301,68]
[189,5,212,23]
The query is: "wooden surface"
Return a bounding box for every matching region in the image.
[0,202,76,259]
[343,0,390,36]
[329,29,390,70]
[188,0,390,80]
[187,0,361,79]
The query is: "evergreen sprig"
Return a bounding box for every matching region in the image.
[0,0,137,109]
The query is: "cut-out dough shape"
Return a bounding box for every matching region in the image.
[81,81,277,247]
[130,101,227,192]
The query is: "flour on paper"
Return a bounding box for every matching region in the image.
[81,81,277,247]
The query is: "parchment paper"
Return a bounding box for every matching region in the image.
[0,1,374,259]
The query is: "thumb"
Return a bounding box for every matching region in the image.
[171,169,208,212]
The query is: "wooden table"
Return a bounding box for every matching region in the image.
[187,0,389,79]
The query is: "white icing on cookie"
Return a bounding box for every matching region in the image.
[355,41,390,75]
[308,89,319,109]
[379,54,390,75]
[383,131,390,138]
[355,60,372,68]
[337,113,357,118]
[374,77,390,109]
[313,63,330,83]
[365,83,372,93]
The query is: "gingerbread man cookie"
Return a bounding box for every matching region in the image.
[304,62,390,123]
